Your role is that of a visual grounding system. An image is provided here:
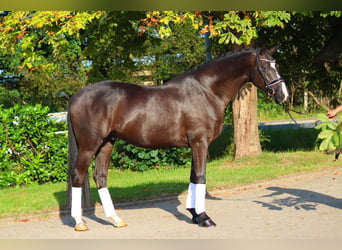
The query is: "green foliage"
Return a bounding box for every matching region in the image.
[83,11,149,83]
[0,11,102,73]
[0,104,68,188]
[208,126,234,160]
[0,11,103,110]
[143,11,291,46]
[257,91,296,121]
[315,113,342,153]
[139,22,206,83]
[111,139,192,171]
[0,87,22,108]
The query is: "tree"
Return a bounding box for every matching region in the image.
[81,11,149,83]
[137,22,206,84]
[0,11,104,110]
[0,11,152,110]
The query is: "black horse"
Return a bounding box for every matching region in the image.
[68,47,289,231]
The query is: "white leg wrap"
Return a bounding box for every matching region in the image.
[110,214,123,224]
[186,183,196,209]
[195,184,206,214]
[186,183,206,214]
[71,187,82,219]
[98,187,116,217]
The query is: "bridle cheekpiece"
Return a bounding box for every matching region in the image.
[253,52,284,98]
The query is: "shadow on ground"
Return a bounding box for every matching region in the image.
[254,187,342,211]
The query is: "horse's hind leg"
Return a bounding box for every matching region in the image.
[94,140,127,228]
[71,149,95,231]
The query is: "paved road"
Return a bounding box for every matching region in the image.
[258,118,319,129]
[1,167,342,239]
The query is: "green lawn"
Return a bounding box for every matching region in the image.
[0,150,340,220]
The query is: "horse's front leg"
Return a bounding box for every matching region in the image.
[186,140,216,227]
[94,140,127,228]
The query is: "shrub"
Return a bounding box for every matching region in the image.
[111,139,192,171]
[315,113,342,160]
[0,104,68,188]
[0,87,22,108]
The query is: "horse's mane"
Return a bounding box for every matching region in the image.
[165,48,258,84]
[208,48,258,64]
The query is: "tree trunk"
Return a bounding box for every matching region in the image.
[233,82,262,159]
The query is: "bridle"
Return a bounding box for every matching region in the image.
[252,52,284,98]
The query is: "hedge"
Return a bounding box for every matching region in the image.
[0,104,68,188]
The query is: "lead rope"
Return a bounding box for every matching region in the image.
[282,104,305,125]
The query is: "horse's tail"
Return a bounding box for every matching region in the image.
[66,97,93,210]
[66,98,78,209]
[67,103,78,177]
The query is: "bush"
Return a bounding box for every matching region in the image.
[315,113,342,160]
[0,87,22,108]
[111,139,192,171]
[0,104,68,188]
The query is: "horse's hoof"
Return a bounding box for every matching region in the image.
[74,222,89,231]
[199,218,216,227]
[198,212,216,228]
[114,221,128,228]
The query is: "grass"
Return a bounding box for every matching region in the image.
[0,150,341,220]
[257,106,323,122]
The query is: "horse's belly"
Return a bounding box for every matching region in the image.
[115,124,188,149]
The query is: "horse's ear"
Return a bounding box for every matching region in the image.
[259,45,268,55]
[268,46,280,55]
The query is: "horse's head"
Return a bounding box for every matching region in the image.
[252,46,289,103]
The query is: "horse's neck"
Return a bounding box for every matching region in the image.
[200,54,254,106]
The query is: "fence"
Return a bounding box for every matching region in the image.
[48,112,68,134]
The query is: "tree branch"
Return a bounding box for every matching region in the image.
[307,90,330,110]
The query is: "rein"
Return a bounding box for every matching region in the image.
[282,104,306,125]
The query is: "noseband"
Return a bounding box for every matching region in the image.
[253,53,284,97]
